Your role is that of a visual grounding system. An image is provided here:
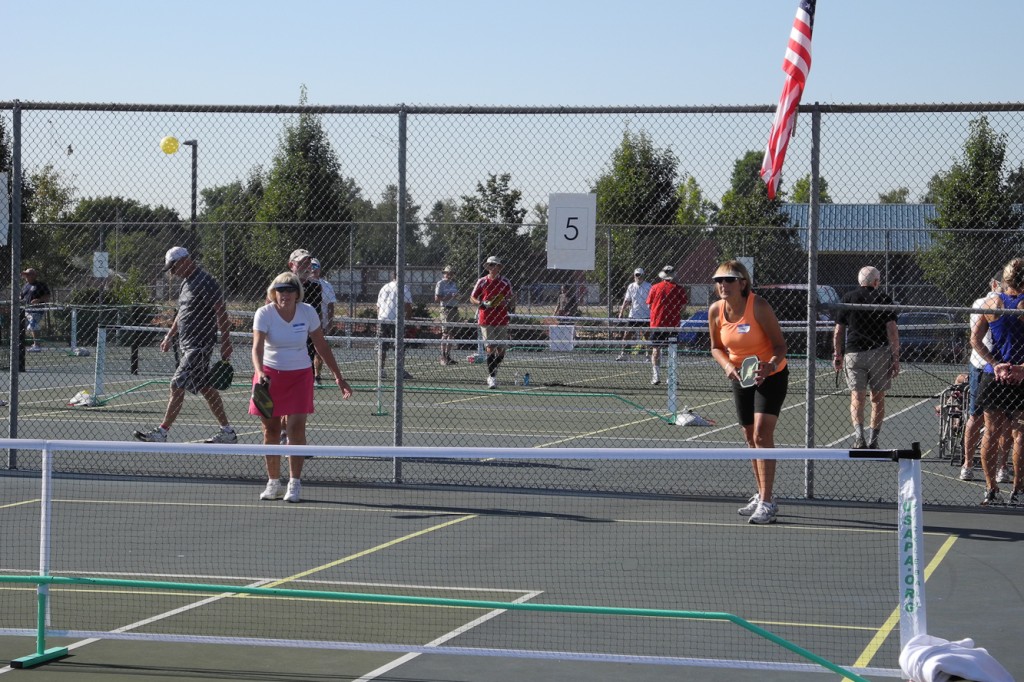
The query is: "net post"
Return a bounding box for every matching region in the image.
[93,326,106,399]
[70,307,77,349]
[897,442,927,649]
[372,329,388,416]
[666,342,678,418]
[11,445,69,668]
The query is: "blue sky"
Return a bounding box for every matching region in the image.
[4,0,1022,106]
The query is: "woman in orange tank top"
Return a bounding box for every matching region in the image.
[708,260,789,525]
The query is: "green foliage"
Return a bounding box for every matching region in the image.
[56,196,182,286]
[715,151,803,284]
[350,184,424,267]
[918,116,1023,305]
[256,106,362,271]
[426,174,531,286]
[878,187,910,204]
[108,267,152,305]
[790,174,832,204]
[199,170,266,299]
[593,130,681,299]
[29,164,76,223]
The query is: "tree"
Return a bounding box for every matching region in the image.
[918,116,1022,304]
[675,175,717,227]
[429,174,531,286]
[20,164,77,284]
[920,173,946,204]
[256,86,363,280]
[790,174,833,204]
[63,196,182,284]
[593,130,681,300]
[714,151,802,284]
[351,184,424,266]
[28,164,76,224]
[1006,163,1024,206]
[199,169,265,297]
[879,187,910,204]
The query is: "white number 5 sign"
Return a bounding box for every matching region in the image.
[547,193,596,270]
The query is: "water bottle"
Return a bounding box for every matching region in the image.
[523,372,531,386]
[513,372,520,386]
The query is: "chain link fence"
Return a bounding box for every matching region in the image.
[3,101,1024,506]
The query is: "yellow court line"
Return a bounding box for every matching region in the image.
[0,499,39,510]
[851,533,958,670]
[254,514,478,592]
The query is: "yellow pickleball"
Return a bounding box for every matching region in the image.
[160,136,180,154]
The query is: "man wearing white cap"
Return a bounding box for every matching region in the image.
[309,258,336,384]
[134,247,237,444]
[645,265,688,385]
[616,267,652,361]
[470,256,515,389]
[435,265,459,365]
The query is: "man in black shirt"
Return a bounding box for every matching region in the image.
[288,249,323,364]
[833,266,900,449]
[21,268,51,352]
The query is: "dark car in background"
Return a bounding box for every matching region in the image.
[897,312,967,364]
[756,284,841,359]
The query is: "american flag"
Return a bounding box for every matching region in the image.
[760,0,816,199]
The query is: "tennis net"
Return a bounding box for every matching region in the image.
[0,439,925,679]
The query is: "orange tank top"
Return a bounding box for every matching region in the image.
[718,293,786,374]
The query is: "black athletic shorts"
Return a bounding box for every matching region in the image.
[731,366,789,426]
[976,370,1024,414]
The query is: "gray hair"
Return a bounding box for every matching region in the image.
[858,266,881,287]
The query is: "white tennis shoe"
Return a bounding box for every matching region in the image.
[259,479,284,501]
[748,501,778,525]
[134,427,168,443]
[205,428,237,444]
[487,376,497,389]
[737,493,761,516]
[284,479,302,503]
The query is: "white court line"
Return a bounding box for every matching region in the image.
[352,590,544,682]
[823,398,933,448]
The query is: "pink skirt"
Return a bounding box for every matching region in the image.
[248,366,314,417]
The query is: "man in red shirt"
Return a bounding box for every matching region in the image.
[470,256,516,389]
[646,265,688,385]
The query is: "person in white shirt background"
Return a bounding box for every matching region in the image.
[377,271,414,380]
[616,267,652,361]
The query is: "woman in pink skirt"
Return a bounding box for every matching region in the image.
[251,272,353,502]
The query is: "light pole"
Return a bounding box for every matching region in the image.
[161,136,198,244]
[181,139,198,235]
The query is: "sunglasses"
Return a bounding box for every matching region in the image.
[713,276,741,284]
[274,285,299,292]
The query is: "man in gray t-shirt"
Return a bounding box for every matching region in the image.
[435,266,460,365]
[134,246,237,445]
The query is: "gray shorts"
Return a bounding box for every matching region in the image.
[171,346,214,394]
[440,307,459,334]
[481,325,509,348]
[844,346,893,393]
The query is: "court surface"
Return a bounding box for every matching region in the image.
[2,472,1021,681]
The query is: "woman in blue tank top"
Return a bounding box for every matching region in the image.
[972,258,1024,506]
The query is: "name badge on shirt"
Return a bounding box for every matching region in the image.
[737,324,751,334]
[292,322,307,333]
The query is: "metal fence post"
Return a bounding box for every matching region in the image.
[805,104,822,498]
[393,106,408,481]
[6,101,22,469]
